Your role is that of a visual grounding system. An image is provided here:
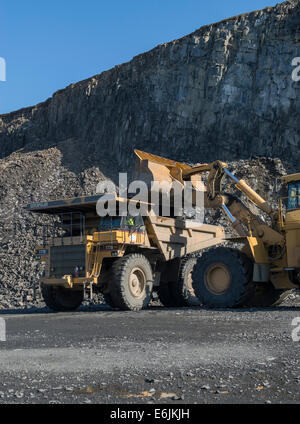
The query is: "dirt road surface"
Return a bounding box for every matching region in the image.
[0,300,300,404]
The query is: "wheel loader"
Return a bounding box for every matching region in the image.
[135,149,300,308]
[26,192,224,311]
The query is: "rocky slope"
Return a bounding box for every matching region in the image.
[0,148,108,308]
[0,0,299,308]
[0,1,300,172]
[0,150,294,309]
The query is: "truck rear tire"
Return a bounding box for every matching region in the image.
[171,257,201,306]
[41,285,83,312]
[110,254,153,311]
[246,282,291,307]
[192,247,254,308]
[157,281,181,307]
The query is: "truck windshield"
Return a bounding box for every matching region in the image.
[99,217,122,230]
[98,215,144,231]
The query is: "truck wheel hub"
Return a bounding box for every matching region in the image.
[205,263,231,295]
[129,268,146,298]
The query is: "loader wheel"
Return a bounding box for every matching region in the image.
[171,257,201,306]
[246,282,292,307]
[110,254,153,311]
[192,247,254,308]
[41,285,83,312]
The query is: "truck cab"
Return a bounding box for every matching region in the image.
[280,173,300,269]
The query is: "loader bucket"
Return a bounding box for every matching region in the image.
[134,149,193,187]
[134,149,206,194]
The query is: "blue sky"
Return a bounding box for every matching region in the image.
[1,0,279,114]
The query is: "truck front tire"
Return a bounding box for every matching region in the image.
[110,254,153,311]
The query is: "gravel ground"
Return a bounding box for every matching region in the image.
[0,298,300,404]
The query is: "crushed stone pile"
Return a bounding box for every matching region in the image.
[0,147,296,309]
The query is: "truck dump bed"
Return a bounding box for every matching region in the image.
[145,215,224,261]
[26,194,225,260]
[26,194,104,214]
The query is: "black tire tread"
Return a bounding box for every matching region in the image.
[110,254,153,311]
[157,281,180,307]
[192,247,254,308]
[171,256,200,306]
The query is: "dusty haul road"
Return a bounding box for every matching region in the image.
[0,301,300,404]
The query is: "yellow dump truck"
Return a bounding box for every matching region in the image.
[26,193,224,311]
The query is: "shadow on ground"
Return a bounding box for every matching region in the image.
[1,302,300,316]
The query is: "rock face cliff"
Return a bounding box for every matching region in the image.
[0,0,299,308]
[1,0,300,175]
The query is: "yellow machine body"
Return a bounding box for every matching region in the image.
[134,150,300,291]
[30,195,224,291]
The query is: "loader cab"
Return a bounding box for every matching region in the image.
[281,174,300,212]
[286,181,300,211]
[279,174,300,268]
[279,174,300,233]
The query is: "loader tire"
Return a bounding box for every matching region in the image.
[157,281,181,307]
[246,282,292,307]
[110,254,153,311]
[41,285,83,312]
[192,247,254,308]
[171,257,201,306]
